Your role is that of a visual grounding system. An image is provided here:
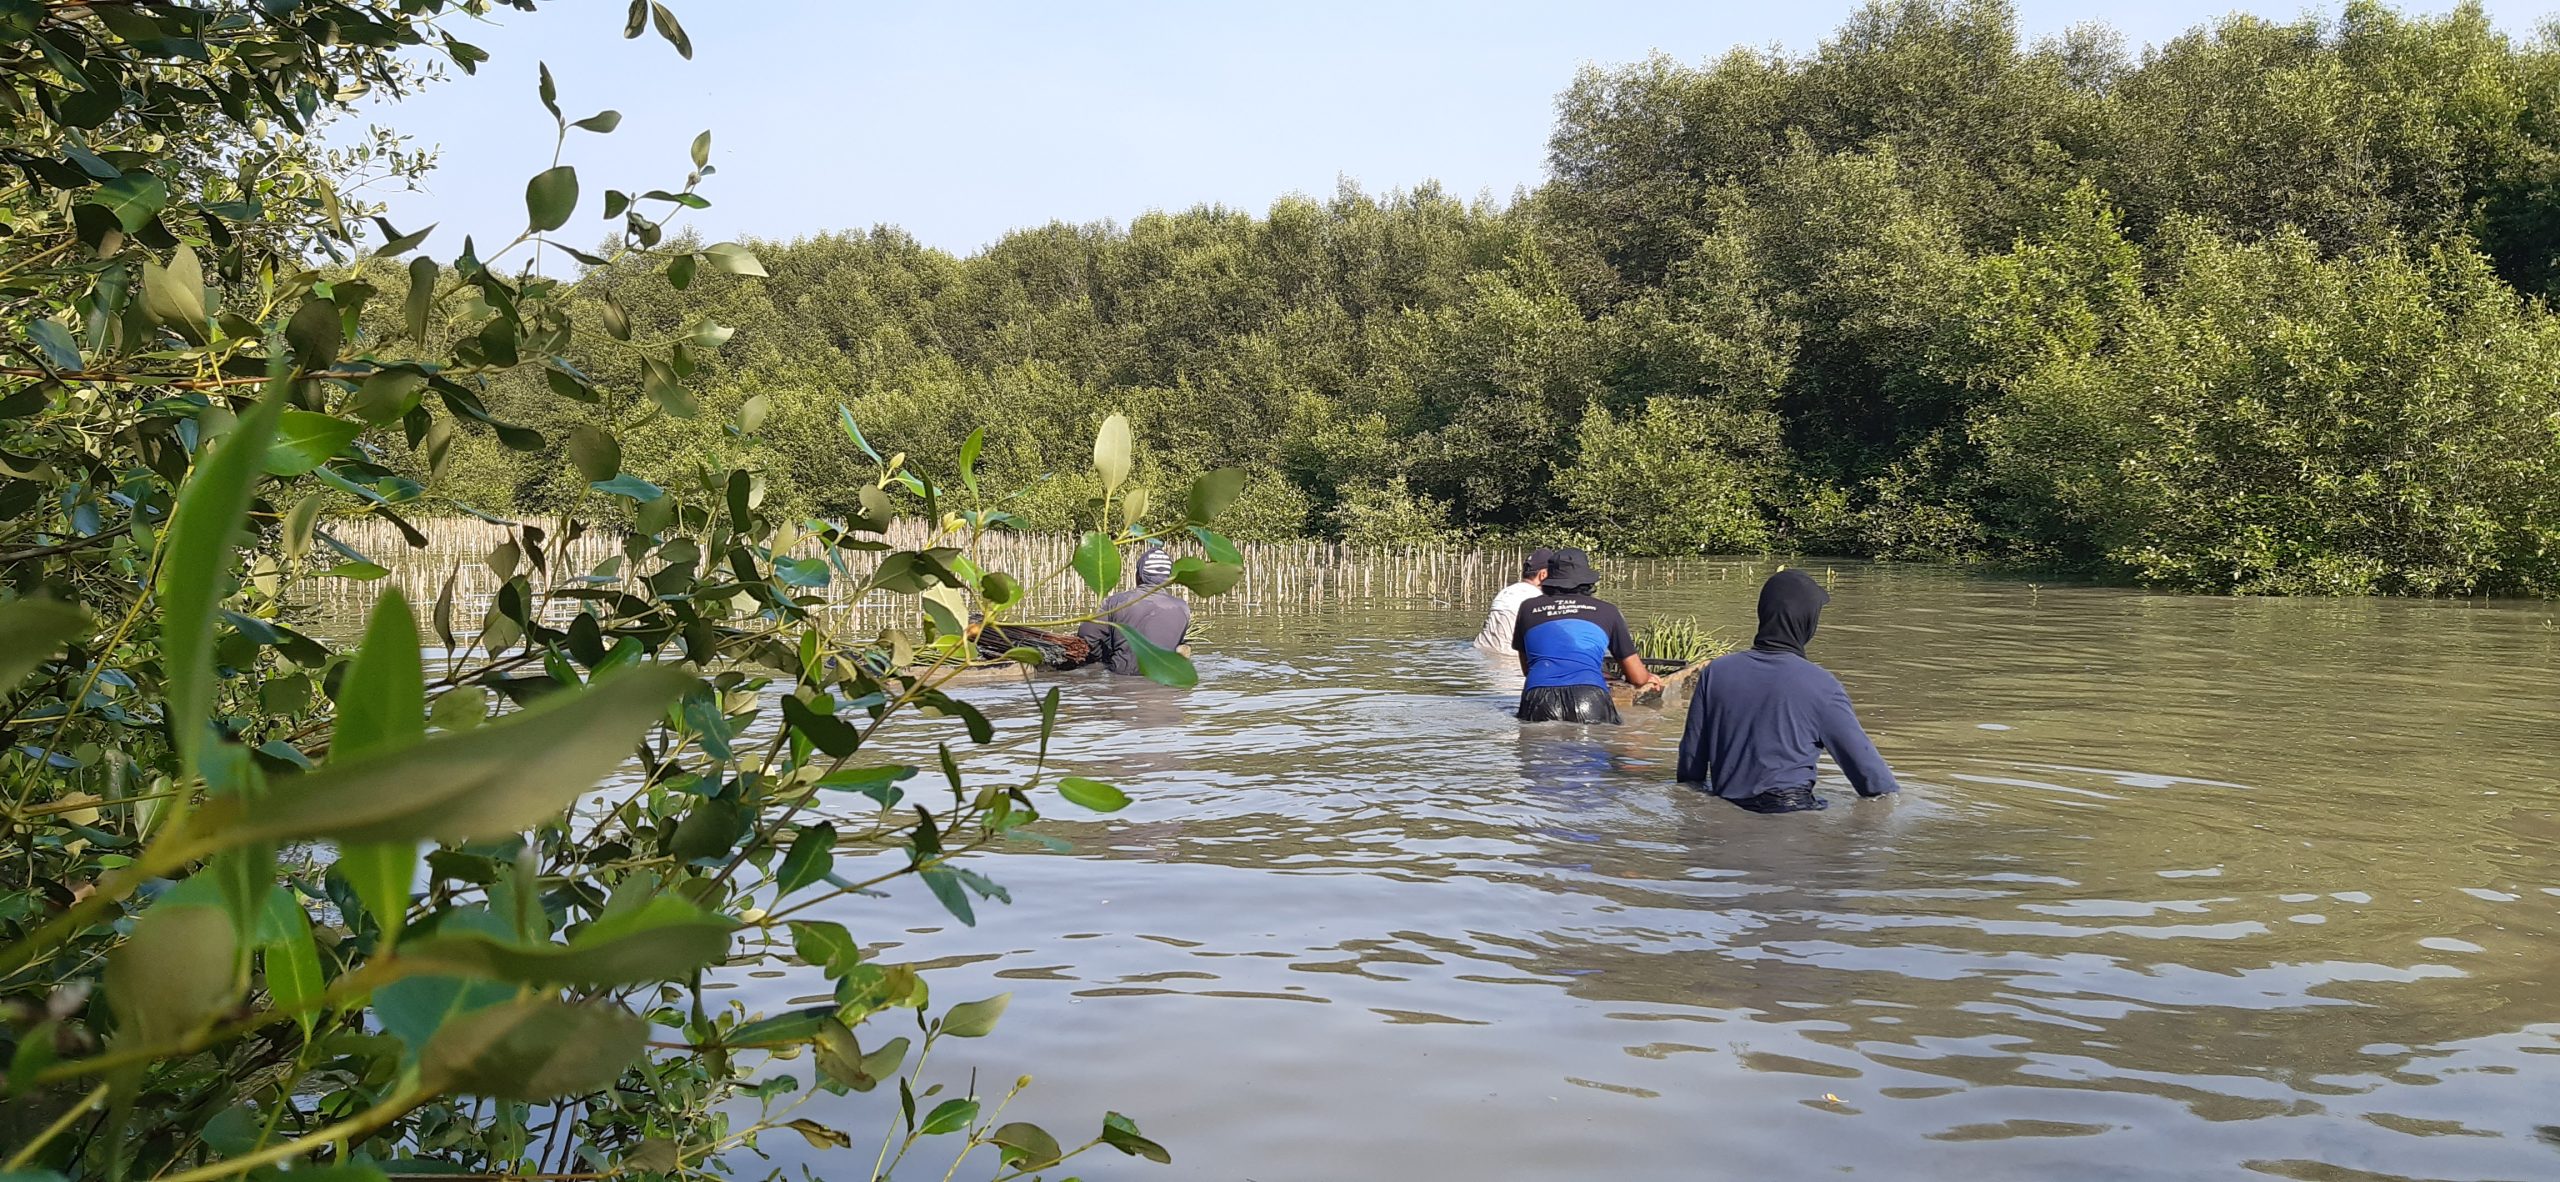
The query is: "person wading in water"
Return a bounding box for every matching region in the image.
[1676,569,1897,813]
[1475,548,1553,653]
[1512,548,1670,723]
[1078,547,1191,676]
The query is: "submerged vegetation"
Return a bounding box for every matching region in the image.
[419,0,2560,596]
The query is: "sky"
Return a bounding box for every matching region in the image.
[340,0,2555,258]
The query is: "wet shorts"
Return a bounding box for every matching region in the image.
[1727,785,1828,813]
[1517,684,1622,725]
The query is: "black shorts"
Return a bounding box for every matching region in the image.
[1517,684,1622,725]
[1728,785,1828,813]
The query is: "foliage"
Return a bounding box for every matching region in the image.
[1558,396,1777,557]
[0,4,1208,1179]
[1632,616,1735,666]
[409,0,2560,593]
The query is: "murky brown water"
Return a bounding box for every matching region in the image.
[354,553,2560,1179]
[701,560,2560,1181]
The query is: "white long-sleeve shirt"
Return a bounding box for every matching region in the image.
[1473,581,1543,653]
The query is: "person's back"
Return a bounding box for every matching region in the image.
[1677,570,1896,813]
[1510,549,1668,724]
[1473,549,1552,653]
[1079,549,1191,676]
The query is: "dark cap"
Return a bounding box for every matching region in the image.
[1543,547,1598,591]
[1522,547,1555,579]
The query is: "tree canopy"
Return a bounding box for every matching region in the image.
[436,0,2560,594]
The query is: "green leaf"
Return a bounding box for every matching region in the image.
[286,295,343,371]
[105,899,237,1050]
[320,561,389,581]
[210,666,692,847]
[691,319,736,350]
[779,695,860,757]
[404,257,438,340]
[667,252,697,290]
[918,1097,979,1137]
[0,599,88,690]
[373,219,435,257]
[958,427,984,495]
[422,997,647,1101]
[1093,412,1133,496]
[940,993,1009,1038]
[839,405,882,463]
[141,243,208,339]
[26,318,81,371]
[789,919,858,974]
[642,356,695,417]
[702,241,766,276]
[256,885,324,1034]
[1119,625,1197,688]
[919,867,974,927]
[1072,531,1120,596]
[815,764,915,806]
[1172,556,1243,597]
[1057,776,1130,813]
[526,165,579,233]
[403,896,734,987]
[1186,466,1247,523]
[592,473,663,501]
[537,61,560,119]
[724,1006,834,1048]
[623,0,646,37]
[991,1122,1064,1170]
[572,109,622,133]
[354,370,426,424]
[1102,1112,1172,1163]
[652,3,693,59]
[283,492,324,558]
[160,369,285,771]
[567,425,621,482]
[336,588,425,762]
[265,410,362,477]
[329,591,429,949]
[88,170,169,233]
[690,128,712,169]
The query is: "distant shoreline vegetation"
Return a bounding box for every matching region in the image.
[413,0,2560,597]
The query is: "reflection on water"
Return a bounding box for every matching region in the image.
[692,562,2555,1178]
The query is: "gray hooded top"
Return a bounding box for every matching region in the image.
[1078,548,1191,676]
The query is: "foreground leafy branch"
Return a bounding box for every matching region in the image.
[0,4,1220,1179]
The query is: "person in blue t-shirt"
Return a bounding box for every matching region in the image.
[1676,569,1898,813]
[1509,549,1671,724]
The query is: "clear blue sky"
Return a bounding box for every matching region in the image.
[344,0,2554,256]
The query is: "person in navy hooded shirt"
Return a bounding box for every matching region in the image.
[1677,569,1897,813]
[1511,548,1671,724]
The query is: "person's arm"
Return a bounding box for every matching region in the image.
[1675,663,1714,784]
[1817,677,1898,797]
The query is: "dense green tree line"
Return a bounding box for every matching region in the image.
[435,0,2560,594]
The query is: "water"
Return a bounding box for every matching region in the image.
[469,559,2560,1178]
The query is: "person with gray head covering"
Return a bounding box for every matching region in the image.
[1474,547,1553,653]
[1077,546,1192,677]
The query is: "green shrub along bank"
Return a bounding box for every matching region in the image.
[419,0,2560,595]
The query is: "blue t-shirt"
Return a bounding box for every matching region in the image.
[1511,591,1636,690]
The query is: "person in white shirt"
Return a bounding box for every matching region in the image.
[1473,548,1554,653]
